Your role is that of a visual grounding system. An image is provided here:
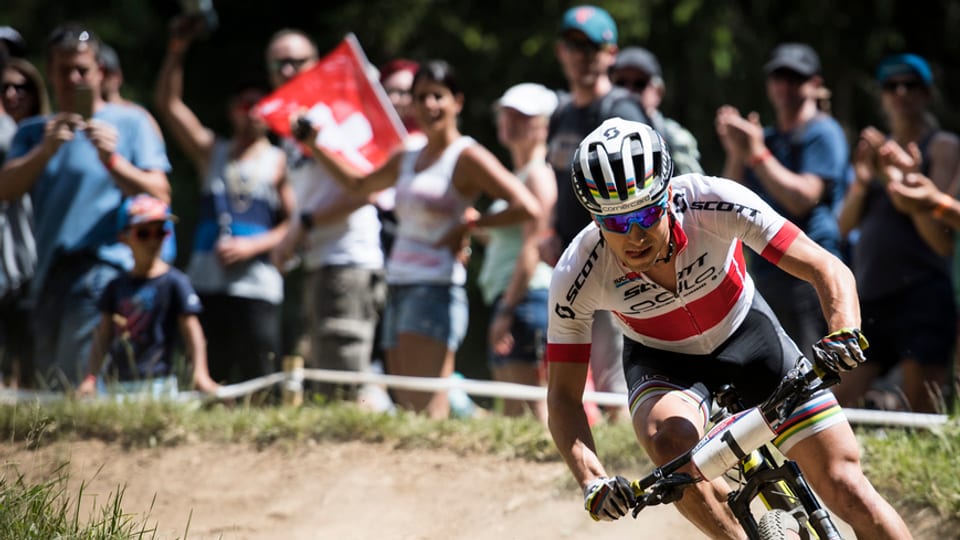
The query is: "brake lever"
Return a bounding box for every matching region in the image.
[630,473,697,518]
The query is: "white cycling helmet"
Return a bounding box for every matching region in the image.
[571,118,673,216]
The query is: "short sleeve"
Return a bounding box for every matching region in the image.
[97,276,121,313]
[170,271,203,316]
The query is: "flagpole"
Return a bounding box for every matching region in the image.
[344,32,408,141]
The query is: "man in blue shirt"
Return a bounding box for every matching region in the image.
[715,43,849,357]
[0,24,171,388]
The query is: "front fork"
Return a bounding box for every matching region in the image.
[728,453,842,540]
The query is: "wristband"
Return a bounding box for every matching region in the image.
[299,211,314,231]
[748,149,773,168]
[465,217,479,230]
[495,303,516,317]
[932,193,953,220]
[83,374,97,385]
[106,153,120,172]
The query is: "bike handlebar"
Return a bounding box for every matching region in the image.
[629,361,838,517]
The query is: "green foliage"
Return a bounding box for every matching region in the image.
[860,420,960,524]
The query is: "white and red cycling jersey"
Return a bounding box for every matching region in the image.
[547,173,802,363]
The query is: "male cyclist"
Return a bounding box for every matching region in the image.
[546,118,912,538]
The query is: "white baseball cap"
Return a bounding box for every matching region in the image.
[495,83,559,117]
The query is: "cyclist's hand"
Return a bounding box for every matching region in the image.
[583,475,636,521]
[812,328,869,373]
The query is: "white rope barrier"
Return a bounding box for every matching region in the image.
[0,367,950,429]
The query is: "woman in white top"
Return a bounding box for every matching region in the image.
[477,83,557,423]
[299,60,541,418]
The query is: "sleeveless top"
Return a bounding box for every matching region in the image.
[477,160,553,305]
[388,136,476,285]
[853,131,951,301]
[187,139,284,304]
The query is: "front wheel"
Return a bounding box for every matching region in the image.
[757,509,801,540]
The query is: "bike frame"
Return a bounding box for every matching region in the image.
[631,367,845,540]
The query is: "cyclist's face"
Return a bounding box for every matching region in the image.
[596,208,671,272]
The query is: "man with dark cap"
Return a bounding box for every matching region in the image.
[542,5,652,422]
[715,42,849,357]
[610,46,703,175]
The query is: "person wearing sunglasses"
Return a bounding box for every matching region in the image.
[266,29,389,406]
[715,42,849,364]
[0,55,48,389]
[0,24,171,389]
[155,16,295,387]
[835,53,960,414]
[610,46,703,176]
[77,194,218,398]
[545,118,911,538]
[544,4,652,424]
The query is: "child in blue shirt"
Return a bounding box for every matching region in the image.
[77,194,219,396]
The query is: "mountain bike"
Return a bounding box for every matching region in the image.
[629,363,845,540]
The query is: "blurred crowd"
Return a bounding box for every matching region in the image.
[1,3,956,419]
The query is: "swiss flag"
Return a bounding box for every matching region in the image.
[255,33,406,173]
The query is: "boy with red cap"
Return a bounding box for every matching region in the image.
[77,194,218,397]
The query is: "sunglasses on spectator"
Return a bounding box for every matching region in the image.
[270,57,313,73]
[595,195,669,234]
[2,82,30,94]
[881,78,925,93]
[612,76,651,92]
[129,224,168,241]
[562,36,602,55]
[768,69,810,85]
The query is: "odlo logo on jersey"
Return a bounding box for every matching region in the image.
[554,239,602,320]
[621,252,718,312]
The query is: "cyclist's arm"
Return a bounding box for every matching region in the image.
[772,231,861,331]
[547,358,608,489]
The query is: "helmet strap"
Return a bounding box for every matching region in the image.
[654,212,676,264]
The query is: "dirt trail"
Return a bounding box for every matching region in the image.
[2,440,705,540]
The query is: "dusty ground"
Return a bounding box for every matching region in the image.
[1,439,702,540]
[0,439,943,539]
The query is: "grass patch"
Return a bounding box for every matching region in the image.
[860,420,960,525]
[0,464,159,539]
[1,398,957,533]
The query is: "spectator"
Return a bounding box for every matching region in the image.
[375,58,425,261]
[98,42,164,136]
[1,56,48,389]
[543,5,651,422]
[477,83,558,423]
[298,60,541,418]
[77,194,218,397]
[715,42,848,356]
[155,17,294,385]
[0,25,28,160]
[0,24,171,389]
[610,46,704,175]
[835,53,959,412]
[98,41,175,264]
[268,29,386,403]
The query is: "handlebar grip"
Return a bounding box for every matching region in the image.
[630,479,646,498]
